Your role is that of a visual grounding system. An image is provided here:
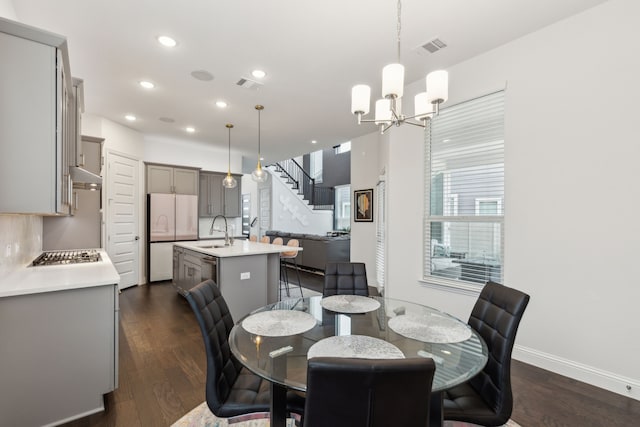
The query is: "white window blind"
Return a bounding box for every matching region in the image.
[376,179,386,292]
[424,91,504,286]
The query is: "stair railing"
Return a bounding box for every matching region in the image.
[272,159,334,209]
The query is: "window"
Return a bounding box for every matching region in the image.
[424,91,504,286]
[334,141,351,154]
[376,179,386,293]
[310,150,323,183]
[334,184,350,231]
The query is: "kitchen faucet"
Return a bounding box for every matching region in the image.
[210,215,230,246]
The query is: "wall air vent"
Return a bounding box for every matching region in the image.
[420,38,447,54]
[236,78,263,90]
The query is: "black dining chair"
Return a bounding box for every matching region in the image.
[323,262,369,297]
[303,356,436,427]
[185,279,305,422]
[443,281,530,426]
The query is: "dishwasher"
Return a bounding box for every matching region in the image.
[201,255,218,285]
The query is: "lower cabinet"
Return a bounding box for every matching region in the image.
[0,284,118,427]
[173,246,216,294]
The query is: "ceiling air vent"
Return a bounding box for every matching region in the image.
[420,38,447,54]
[236,77,263,90]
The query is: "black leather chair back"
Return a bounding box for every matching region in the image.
[304,357,436,427]
[187,280,305,419]
[444,281,530,426]
[323,262,369,296]
[185,280,245,415]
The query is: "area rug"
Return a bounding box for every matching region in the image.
[172,401,523,427]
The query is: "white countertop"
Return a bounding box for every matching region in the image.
[175,240,302,258]
[0,250,120,298]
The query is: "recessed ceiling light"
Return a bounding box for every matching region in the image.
[186,127,195,133]
[216,100,228,108]
[125,115,136,121]
[260,157,264,161]
[251,69,266,79]
[311,140,317,144]
[139,80,155,89]
[157,35,177,47]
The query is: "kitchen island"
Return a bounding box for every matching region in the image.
[0,251,120,427]
[173,240,301,320]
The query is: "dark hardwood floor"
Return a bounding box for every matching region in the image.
[62,279,639,427]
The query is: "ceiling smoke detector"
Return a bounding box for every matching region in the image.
[419,37,447,54]
[236,77,263,90]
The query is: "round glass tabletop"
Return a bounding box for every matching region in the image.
[229,295,488,393]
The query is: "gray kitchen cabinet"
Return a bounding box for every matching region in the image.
[146,164,199,195]
[224,181,241,217]
[0,284,118,427]
[199,171,242,217]
[199,172,224,217]
[175,248,202,293]
[0,18,74,215]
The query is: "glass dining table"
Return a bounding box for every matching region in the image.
[229,295,488,427]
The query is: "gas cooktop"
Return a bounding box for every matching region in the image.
[32,250,102,266]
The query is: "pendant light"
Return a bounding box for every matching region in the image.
[222,123,237,189]
[251,105,268,183]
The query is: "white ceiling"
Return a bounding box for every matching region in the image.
[12,0,608,163]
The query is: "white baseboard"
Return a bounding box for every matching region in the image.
[513,345,639,401]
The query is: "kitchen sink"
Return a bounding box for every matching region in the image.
[198,244,227,249]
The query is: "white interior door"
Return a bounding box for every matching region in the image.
[259,187,271,237]
[106,151,140,290]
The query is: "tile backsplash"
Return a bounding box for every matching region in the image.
[0,215,42,272]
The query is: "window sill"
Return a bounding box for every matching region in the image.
[418,276,483,297]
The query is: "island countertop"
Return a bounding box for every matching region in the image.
[174,240,301,258]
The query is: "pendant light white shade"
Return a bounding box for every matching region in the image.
[382,63,404,98]
[252,105,269,183]
[351,85,371,114]
[222,124,237,189]
[375,99,392,124]
[426,70,449,104]
[414,92,433,120]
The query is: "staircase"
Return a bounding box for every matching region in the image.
[269,159,334,210]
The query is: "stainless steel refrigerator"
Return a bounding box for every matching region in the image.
[147,193,198,281]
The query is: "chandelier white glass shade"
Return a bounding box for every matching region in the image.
[222,124,237,189]
[251,105,268,183]
[350,0,449,134]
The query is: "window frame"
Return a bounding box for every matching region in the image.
[422,91,505,290]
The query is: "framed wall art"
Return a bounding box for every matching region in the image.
[354,189,373,222]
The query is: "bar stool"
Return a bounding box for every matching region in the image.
[279,239,303,300]
[249,235,257,242]
[260,235,270,243]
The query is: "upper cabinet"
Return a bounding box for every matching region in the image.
[199,172,241,218]
[0,18,75,215]
[146,164,199,195]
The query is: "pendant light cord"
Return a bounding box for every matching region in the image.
[396,0,401,63]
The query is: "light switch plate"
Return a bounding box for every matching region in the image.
[240,272,250,280]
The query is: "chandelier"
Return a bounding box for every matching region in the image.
[350,0,449,134]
